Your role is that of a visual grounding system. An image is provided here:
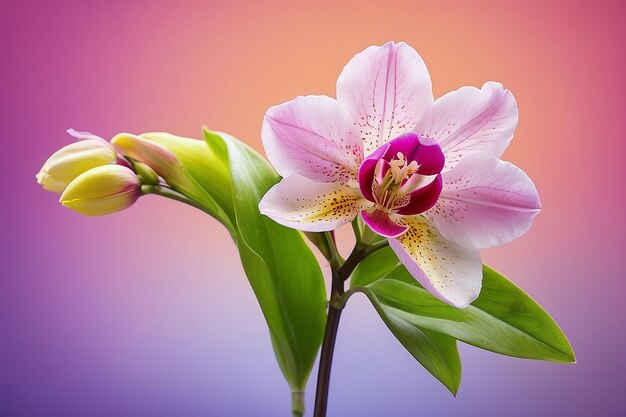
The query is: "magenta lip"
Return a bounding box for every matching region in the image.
[357,133,445,218]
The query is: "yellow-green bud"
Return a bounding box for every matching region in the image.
[111,133,186,187]
[36,135,117,193]
[60,165,140,216]
[132,161,160,185]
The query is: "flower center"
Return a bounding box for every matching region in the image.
[358,132,445,217]
[372,152,420,211]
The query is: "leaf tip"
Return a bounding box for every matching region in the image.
[449,383,460,397]
[545,347,576,364]
[201,126,221,141]
[554,330,576,364]
[562,348,577,364]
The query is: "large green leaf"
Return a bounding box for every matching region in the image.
[142,130,327,414]
[201,129,327,413]
[349,247,575,364]
[358,285,462,394]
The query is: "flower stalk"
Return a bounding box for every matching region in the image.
[291,390,305,417]
[140,184,216,216]
[313,228,388,417]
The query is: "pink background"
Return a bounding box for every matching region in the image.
[2,0,624,415]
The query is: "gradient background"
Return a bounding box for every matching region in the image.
[2,1,625,416]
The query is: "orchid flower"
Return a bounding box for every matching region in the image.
[259,41,541,307]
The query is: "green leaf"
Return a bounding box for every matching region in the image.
[349,247,576,364]
[202,129,327,413]
[358,285,462,394]
[144,129,327,413]
[351,245,401,287]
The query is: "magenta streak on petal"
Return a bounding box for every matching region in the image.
[396,174,443,215]
[361,209,408,237]
[377,41,396,143]
[358,143,389,202]
[116,157,133,169]
[382,132,421,161]
[385,133,444,175]
[413,142,445,175]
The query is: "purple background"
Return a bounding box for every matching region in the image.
[2,1,625,416]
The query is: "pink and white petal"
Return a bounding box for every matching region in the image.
[426,154,541,250]
[389,216,482,308]
[414,82,518,171]
[258,175,365,232]
[67,128,114,149]
[67,128,105,142]
[262,95,363,184]
[336,42,434,155]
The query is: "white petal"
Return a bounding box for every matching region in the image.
[414,82,518,171]
[259,175,365,232]
[262,95,363,184]
[426,154,541,249]
[389,216,482,308]
[336,41,434,155]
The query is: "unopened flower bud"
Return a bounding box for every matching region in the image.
[36,130,117,193]
[111,133,186,186]
[113,131,235,229]
[111,133,211,205]
[132,161,160,185]
[60,165,140,216]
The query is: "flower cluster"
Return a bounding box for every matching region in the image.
[34,42,571,417]
[36,130,196,216]
[36,42,542,310]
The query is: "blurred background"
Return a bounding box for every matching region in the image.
[1,0,624,415]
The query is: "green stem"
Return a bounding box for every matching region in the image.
[304,232,334,262]
[313,236,388,417]
[313,263,344,417]
[322,231,342,269]
[291,390,305,417]
[141,184,214,215]
[339,240,389,282]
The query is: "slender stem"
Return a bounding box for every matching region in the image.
[351,217,363,238]
[313,237,389,417]
[313,267,343,417]
[338,245,366,281]
[291,391,305,417]
[322,231,343,269]
[339,240,389,281]
[141,185,213,215]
